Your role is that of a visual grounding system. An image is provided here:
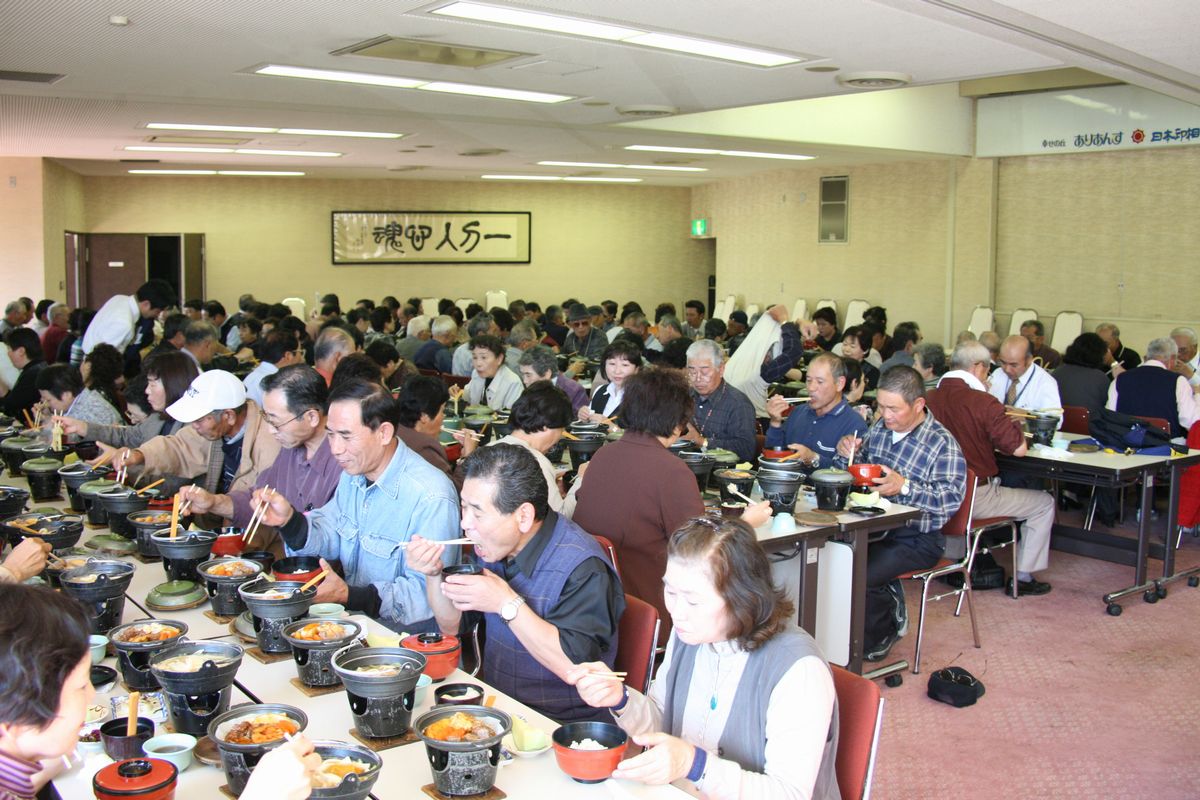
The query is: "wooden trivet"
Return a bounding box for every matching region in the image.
[349,726,420,752]
[421,784,506,800]
[794,511,839,525]
[84,521,107,530]
[219,785,237,799]
[288,677,344,697]
[132,552,162,564]
[193,735,221,767]
[204,610,236,624]
[246,646,292,665]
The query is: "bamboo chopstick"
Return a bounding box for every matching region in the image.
[12,521,45,536]
[126,692,140,736]
[442,426,482,439]
[243,486,272,546]
[398,537,474,549]
[297,568,330,593]
[135,478,165,495]
[169,495,181,539]
[561,430,581,441]
[22,409,35,429]
[587,670,628,681]
[91,448,119,470]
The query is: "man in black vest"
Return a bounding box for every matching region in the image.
[1106,337,1197,438]
[407,444,624,723]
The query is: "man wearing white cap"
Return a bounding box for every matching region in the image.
[109,370,282,545]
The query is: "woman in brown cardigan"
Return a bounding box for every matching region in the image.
[573,369,768,641]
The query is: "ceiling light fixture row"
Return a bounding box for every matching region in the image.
[482,175,641,183]
[430,2,807,67]
[255,64,573,104]
[537,160,705,172]
[625,145,815,160]
[127,170,306,176]
[146,123,403,138]
[124,146,341,157]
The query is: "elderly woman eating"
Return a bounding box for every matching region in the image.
[464,334,524,411]
[568,517,840,800]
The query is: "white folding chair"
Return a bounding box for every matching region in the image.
[281,297,306,320]
[745,303,761,319]
[1008,308,1038,337]
[421,297,439,317]
[845,299,870,328]
[484,290,508,310]
[455,298,474,316]
[791,298,808,322]
[967,305,994,337]
[1050,310,1083,353]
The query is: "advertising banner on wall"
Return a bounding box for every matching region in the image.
[332,211,531,264]
[976,85,1200,158]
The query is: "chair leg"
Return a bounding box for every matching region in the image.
[955,531,981,617]
[961,568,981,648]
[1009,522,1019,599]
[911,577,932,675]
[1084,491,1097,530]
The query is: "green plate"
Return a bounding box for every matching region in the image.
[146,580,207,609]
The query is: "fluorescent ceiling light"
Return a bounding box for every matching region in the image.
[538,160,706,172]
[623,32,798,67]
[147,123,275,133]
[430,2,801,67]
[276,128,403,138]
[720,150,815,160]
[481,174,563,181]
[563,177,641,183]
[625,145,721,155]
[255,64,425,88]
[418,81,572,104]
[218,171,306,176]
[625,145,814,160]
[125,145,234,153]
[128,170,218,175]
[234,149,341,157]
[256,63,573,104]
[432,2,640,40]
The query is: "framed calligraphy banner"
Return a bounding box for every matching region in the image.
[331,211,531,264]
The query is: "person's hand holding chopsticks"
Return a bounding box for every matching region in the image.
[566,661,629,709]
[250,485,295,528]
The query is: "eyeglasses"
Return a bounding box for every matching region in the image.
[934,668,977,687]
[265,412,303,429]
[686,365,716,376]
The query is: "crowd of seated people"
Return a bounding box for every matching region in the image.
[4,284,1199,799]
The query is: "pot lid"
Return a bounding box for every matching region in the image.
[402,631,460,654]
[93,758,178,796]
[21,456,63,472]
[1,435,35,448]
[147,580,206,606]
[811,468,852,484]
[79,479,120,495]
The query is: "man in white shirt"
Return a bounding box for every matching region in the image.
[1169,327,1200,392]
[988,335,1062,421]
[81,280,175,355]
[243,329,302,407]
[1107,337,1198,439]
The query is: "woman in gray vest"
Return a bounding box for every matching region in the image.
[569,517,840,800]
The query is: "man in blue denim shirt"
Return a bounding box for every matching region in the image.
[256,378,459,632]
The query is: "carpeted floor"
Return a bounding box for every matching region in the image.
[870,506,1200,800]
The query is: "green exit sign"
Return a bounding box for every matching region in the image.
[691,218,709,236]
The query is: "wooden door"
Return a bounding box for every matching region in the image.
[64,232,84,307]
[182,234,205,301]
[85,234,146,308]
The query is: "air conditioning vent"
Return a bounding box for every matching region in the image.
[837,72,911,89]
[458,148,506,157]
[615,105,678,118]
[0,70,65,84]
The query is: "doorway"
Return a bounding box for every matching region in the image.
[69,233,205,309]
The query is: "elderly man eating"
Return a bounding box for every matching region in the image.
[255,379,459,632]
[408,444,624,723]
[834,366,966,661]
[680,340,757,461]
[765,352,867,469]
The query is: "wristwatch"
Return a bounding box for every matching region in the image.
[500,595,526,623]
[899,478,911,497]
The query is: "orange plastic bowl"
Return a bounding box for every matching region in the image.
[551,721,627,784]
[848,463,882,486]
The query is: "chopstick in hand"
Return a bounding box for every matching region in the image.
[587,670,628,681]
[296,568,330,594]
[243,486,273,546]
[135,478,164,495]
[399,537,474,549]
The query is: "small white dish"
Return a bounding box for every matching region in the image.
[84,703,110,725]
[502,733,552,758]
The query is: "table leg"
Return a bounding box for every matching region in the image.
[1101,467,1160,612]
[1156,460,1200,592]
[846,529,866,674]
[798,540,819,635]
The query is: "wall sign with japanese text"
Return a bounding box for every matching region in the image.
[332,211,531,264]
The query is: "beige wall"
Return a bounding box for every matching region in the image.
[995,147,1200,352]
[692,159,963,343]
[80,176,704,315]
[41,160,85,299]
[0,157,48,300]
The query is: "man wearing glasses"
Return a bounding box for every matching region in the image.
[680,339,757,462]
[562,303,606,376]
[180,364,341,532]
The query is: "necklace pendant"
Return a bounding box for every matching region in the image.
[709,695,717,711]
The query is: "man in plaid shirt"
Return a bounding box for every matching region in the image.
[835,366,966,661]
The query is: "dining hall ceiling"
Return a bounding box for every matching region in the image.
[0,0,1197,184]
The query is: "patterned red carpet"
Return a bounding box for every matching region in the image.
[872,509,1200,800]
